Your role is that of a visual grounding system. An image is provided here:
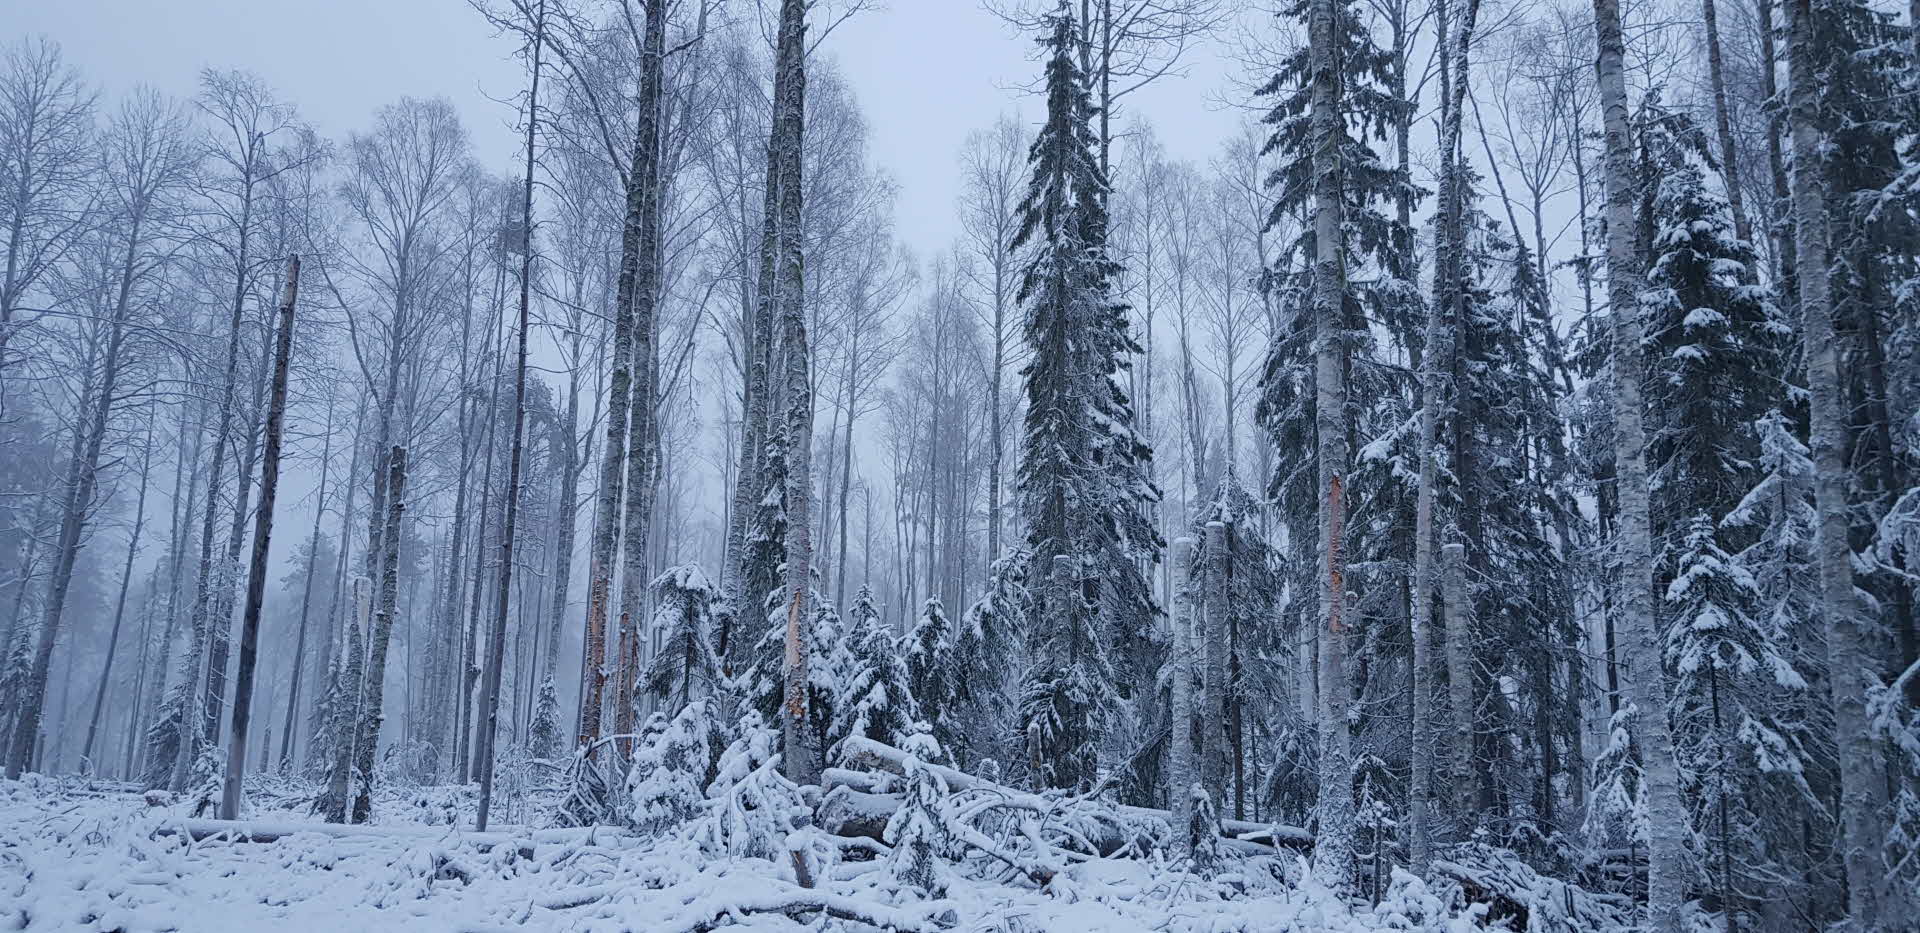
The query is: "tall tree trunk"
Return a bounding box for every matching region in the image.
[82,406,156,771]
[772,0,817,790]
[479,6,544,830]
[834,355,857,611]
[199,331,274,780]
[1590,0,1689,922]
[1442,543,1474,822]
[221,254,300,820]
[279,400,334,771]
[545,332,584,684]
[1168,536,1198,860]
[1784,0,1886,916]
[349,447,407,824]
[1700,0,1752,247]
[1201,521,1230,792]
[614,0,665,751]
[1307,0,1354,887]
[1755,0,1794,275]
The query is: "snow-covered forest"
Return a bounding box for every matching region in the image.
[1,0,1917,928]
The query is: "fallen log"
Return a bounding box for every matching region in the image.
[151,818,632,860]
[831,738,1313,852]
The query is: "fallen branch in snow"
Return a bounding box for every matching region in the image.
[1432,845,1627,933]
[664,881,956,933]
[831,738,1313,852]
[151,818,630,860]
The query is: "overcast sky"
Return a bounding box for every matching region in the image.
[15,0,1251,259]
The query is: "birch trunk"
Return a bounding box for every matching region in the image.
[545,333,584,684]
[1201,521,1230,792]
[771,0,817,789]
[1307,0,1354,887]
[1784,0,1886,916]
[1700,0,1752,247]
[614,0,665,748]
[200,294,276,777]
[349,447,407,824]
[478,6,543,831]
[1441,542,1473,822]
[221,254,300,820]
[1169,536,1198,860]
[1589,0,1689,922]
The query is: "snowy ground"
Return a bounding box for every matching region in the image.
[0,774,1494,932]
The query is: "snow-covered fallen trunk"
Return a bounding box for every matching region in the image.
[152,817,632,858]
[830,737,1313,851]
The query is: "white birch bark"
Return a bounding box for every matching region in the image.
[1307,0,1354,887]
[1589,0,1689,922]
[1784,0,1887,916]
[1169,536,1198,861]
[349,447,407,824]
[1201,521,1230,792]
[772,0,818,789]
[1441,543,1473,821]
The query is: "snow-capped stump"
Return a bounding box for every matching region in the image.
[142,789,172,808]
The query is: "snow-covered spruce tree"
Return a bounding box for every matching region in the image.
[1435,207,1577,849]
[1635,100,1811,922]
[747,588,840,763]
[884,731,954,894]
[626,700,724,836]
[904,597,954,735]
[696,711,816,878]
[1011,0,1160,792]
[830,585,921,753]
[1180,476,1282,820]
[949,552,1029,770]
[529,677,562,760]
[643,565,722,714]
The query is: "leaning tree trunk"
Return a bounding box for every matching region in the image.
[197,336,274,785]
[221,254,300,820]
[1784,0,1886,917]
[1590,0,1689,924]
[1306,0,1354,890]
[477,10,543,830]
[350,447,408,824]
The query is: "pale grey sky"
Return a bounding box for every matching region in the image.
[14,0,1250,259]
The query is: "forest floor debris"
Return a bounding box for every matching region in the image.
[0,772,1526,933]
